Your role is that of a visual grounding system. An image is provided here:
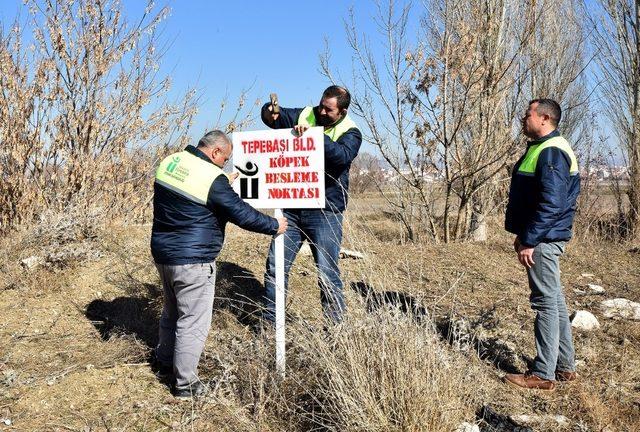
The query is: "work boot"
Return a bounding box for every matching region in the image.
[503,371,555,392]
[173,381,208,400]
[555,370,578,382]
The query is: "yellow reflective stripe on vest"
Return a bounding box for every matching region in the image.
[155,151,226,204]
[299,106,316,128]
[298,106,358,141]
[517,136,579,175]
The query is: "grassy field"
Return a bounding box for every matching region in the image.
[0,196,639,431]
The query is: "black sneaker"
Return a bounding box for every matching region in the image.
[173,381,208,400]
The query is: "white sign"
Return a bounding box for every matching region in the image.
[232,127,325,209]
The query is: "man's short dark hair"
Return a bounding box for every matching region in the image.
[529,98,562,127]
[322,85,351,110]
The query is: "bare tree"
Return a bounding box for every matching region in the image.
[475,0,591,241]
[0,1,253,233]
[520,0,590,141]
[0,0,203,231]
[321,1,436,241]
[324,0,530,242]
[322,0,590,243]
[349,153,386,195]
[592,0,640,237]
[413,0,531,242]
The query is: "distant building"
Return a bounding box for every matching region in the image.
[580,165,629,182]
[384,166,443,183]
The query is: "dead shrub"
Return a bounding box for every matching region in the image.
[279,310,483,432]
[16,199,106,269]
[0,0,198,233]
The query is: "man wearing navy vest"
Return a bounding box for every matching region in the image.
[151,130,287,399]
[504,99,580,391]
[260,86,362,323]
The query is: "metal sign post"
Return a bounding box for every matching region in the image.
[274,208,285,377]
[232,126,325,378]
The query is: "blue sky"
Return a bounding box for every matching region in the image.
[0,0,394,142]
[0,1,620,161]
[149,0,366,132]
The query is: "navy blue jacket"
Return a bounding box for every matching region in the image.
[151,145,278,265]
[505,130,580,247]
[261,103,362,212]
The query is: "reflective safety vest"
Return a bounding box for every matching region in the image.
[517,136,579,176]
[297,106,358,141]
[155,150,228,205]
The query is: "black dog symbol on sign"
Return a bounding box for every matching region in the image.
[235,162,259,199]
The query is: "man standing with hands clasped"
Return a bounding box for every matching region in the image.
[260,86,362,324]
[504,99,580,391]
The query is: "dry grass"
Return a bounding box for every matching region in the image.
[1,197,639,431]
[282,311,487,431]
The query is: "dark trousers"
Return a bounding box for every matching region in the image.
[263,209,344,322]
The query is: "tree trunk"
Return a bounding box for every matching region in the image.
[468,198,488,242]
[628,124,640,237]
[630,0,640,238]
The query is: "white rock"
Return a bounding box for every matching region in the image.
[20,255,44,270]
[511,414,533,423]
[299,242,312,256]
[587,284,605,294]
[571,310,600,331]
[552,415,570,426]
[581,273,595,278]
[456,422,480,432]
[511,414,570,427]
[339,248,365,259]
[600,298,640,320]
[2,418,12,426]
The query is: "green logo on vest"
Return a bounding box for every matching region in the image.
[167,156,181,173]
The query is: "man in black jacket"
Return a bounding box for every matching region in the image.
[151,130,287,399]
[503,99,580,391]
[260,86,362,323]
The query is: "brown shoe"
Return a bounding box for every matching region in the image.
[555,370,577,382]
[504,371,556,392]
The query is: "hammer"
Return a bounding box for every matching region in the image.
[270,93,280,114]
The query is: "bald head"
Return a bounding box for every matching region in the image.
[198,130,232,168]
[198,130,231,151]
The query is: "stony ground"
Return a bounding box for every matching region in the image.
[0,204,639,431]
